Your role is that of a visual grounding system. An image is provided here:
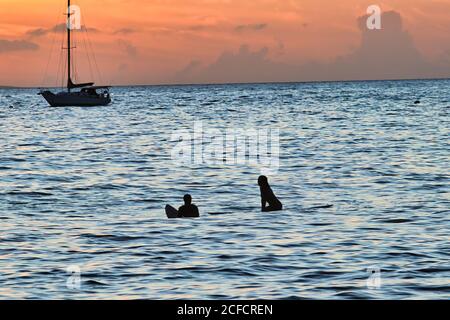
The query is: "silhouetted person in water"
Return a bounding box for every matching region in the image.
[178,194,200,218]
[258,175,283,212]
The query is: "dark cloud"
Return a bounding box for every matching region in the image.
[172,11,450,84]
[0,39,39,53]
[234,23,268,33]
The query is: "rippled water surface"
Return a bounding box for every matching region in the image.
[0,80,449,299]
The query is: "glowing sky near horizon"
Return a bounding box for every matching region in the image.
[1,0,450,86]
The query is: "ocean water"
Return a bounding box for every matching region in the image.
[0,80,449,299]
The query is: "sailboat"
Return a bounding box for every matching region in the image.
[39,0,111,107]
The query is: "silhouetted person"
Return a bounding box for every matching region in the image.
[178,194,200,218]
[258,175,283,212]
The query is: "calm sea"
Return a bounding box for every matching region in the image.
[0,80,449,299]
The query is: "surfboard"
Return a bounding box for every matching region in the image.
[165,205,179,219]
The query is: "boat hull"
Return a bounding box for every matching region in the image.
[40,90,111,107]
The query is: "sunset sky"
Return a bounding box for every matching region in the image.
[1,0,450,86]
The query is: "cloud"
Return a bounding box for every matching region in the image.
[173,59,203,81]
[186,25,210,31]
[172,11,449,84]
[26,24,99,38]
[274,38,285,56]
[0,39,39,53]
[234,23,268,33]
[172,45,292,84]
[118,63,128,73]
[331,11,431,80]
[117,39,138,57]
[114,28,137,35]
[26,28,48,37]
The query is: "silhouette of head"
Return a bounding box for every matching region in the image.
[183,194,192,205]
[258,175,268,186]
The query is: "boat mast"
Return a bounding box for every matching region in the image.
[67,0,71,92]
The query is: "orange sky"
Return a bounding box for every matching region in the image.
[1,0,450,86]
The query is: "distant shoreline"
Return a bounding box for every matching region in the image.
[2,76,450,89]
[0,86,21,89]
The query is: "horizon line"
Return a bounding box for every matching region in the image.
[2,76,450,89]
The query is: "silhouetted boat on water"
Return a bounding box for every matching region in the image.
[39,0,111,107]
